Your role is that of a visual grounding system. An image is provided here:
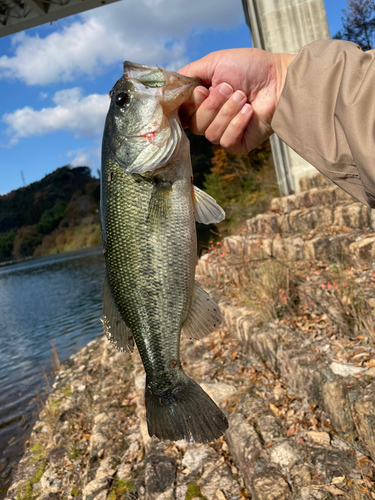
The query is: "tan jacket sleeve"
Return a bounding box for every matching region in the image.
[271,39,375,207]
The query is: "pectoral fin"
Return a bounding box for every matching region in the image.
[147,181,172,223]
[101,275,134,353]
[193,185,225,224]
[182,281,223,340]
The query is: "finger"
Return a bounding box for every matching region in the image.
[188,83,234,135]
[179,86,209,128]
[205,90,247,144]
[220,103,254,155]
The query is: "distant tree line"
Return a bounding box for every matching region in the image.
[0,137,277,260]
[0,166,100,260]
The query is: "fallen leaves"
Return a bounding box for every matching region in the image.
[286,425,295,437]
[323,484,345,496]
[305,431,330,446]
[269,403,281,417]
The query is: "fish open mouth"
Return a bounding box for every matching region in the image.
[123,61,201,90]
[123,62,166,88]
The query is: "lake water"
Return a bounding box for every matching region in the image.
[0,247,105,498]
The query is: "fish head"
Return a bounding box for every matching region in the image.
[104,61,201,173]
[123,61,201,115]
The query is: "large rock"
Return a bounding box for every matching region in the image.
[145,452,176,500]
[353,384,375,461]
[269,441,300,470]
[349,236,375,267]
[200,382,237,406]
[250,468,291,500]
[276,346,324,402]
[304,236,331,262]
[333,203,370,229]
[82,477,109,500]
[198,451,240,500]
[241,397,285,443]
[321,378,356,438]
[225,413,262,487]
[299,173,332,192]
[251,326,279,372]
[181,446,212,475]
[273,236,305,261]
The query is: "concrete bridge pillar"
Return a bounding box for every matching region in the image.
[242,0,330,194]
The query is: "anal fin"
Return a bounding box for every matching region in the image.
[182,281,223,340]
[101,275,134,353]
[193,185,225,224]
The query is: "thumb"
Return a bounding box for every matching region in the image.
[178,54,217,86]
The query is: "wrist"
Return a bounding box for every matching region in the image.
[274,53,296,106]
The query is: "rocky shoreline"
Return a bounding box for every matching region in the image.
[7,173,375,500]
[6,307,375,499]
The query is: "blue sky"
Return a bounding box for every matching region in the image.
[0,0,348,195]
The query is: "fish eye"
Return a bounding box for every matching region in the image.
[115,93,130,107]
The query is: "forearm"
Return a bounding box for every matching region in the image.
[272,39,375,207]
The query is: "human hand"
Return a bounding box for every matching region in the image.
[178,48,295,154]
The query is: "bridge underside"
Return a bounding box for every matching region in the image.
[0,0,120,37]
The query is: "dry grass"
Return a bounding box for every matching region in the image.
[237,257,297,321]
[51,343,61,372]
[35,223,102,257]
[203,236,375,345]
[35,392,59,437]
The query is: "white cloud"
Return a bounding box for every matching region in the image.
[0,0,243,85]
[2,88,109,144]
[66,146,101,170]
[67,150,91,167]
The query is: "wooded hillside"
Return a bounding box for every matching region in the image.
[0,136,276,262]
[0,166,100,261]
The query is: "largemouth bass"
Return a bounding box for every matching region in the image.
[100,61,228,443]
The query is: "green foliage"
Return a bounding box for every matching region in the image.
[185,481,207,500]
[70,447,79,459]
[0,165,95,233]
[0,231,15,259]
[0,165,100,261]
[333,0,375,50]
[30,444,44,461]
[16,446,45,500]
[17,229,43,258]
[60,386,72,397]
[49,398,61,411]
[108,478,136,499]
[187,129,215,189]
[37,200,67,234]
[203,142,279,233]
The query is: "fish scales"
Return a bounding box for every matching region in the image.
[101,61,228,442]
[105,164,195,378]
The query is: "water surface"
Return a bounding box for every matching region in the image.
[0,247,105,497]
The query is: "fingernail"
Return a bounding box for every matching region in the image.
[232,91,246,103]
[219,83,233,97]
[241,103,252,115]
[196,88,209,101]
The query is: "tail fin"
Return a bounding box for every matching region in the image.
[145,374,228,443]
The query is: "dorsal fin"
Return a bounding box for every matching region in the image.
[182,281,223,340]
[101,275,134,353]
